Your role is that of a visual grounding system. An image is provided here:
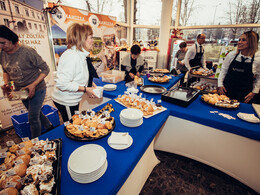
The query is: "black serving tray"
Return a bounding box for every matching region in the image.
[161,87,200,107]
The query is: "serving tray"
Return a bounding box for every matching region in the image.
[140,85,167,94]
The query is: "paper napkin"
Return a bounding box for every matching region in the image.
[109,132,129,145]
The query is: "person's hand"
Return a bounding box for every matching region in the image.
[23,83,36,98]
[129,73,135,79]
[85,87,98,98]
[218,86,226,95]
[244,92,256,103]
[136,72,140,77]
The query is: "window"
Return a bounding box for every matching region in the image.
[134,28,160,47]
[14,5,20,14]
[180,27,260,62]
[37,14,40,20]
[25,9,29,16]
[136,0,162,25]
[0,0,6,10]
[39,24,42,31]
[178,0,260,26]
[28,22,32,29]
[4,18,9,27]
[34,23,37,29]
[31,11,35,18]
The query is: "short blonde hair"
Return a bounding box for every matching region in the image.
[66,23,93,51]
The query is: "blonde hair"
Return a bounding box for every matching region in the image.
[66,23,93,51]
[238,31,258,57]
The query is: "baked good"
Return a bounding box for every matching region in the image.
[4,152,16,169]
[0,187,19,195]
[39,175,55,193]
[12,163,27,177]
[20,184,39,195]
[9,144,20,154]
[15,154,31,166]
[0,175,22,190]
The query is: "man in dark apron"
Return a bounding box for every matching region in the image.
[223,54,259,103]
[185,34,206,85]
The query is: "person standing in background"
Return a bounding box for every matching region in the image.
[52,23,98,122]
[175,41,188,85]
[121,44,145,82]
[0,25,53,138]
[184,34,207,70]
[218,31,260,104]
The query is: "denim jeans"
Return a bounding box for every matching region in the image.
[22,89,52,138]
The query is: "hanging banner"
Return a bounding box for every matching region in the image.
[47,3,118,74]
[0,0,55,130]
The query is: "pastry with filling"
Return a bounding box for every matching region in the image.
[20,184,39,195]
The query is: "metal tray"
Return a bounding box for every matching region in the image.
[140,85,167,94]
[161,87,200,107]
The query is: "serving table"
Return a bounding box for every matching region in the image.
[40,99,170,195]
[142,93,260,193]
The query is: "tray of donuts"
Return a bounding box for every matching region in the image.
[64,103,115,141]
[0,138,62,195]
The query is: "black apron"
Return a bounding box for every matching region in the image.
[223,53,257,103]
[86,57,99,87]
[189,44,204,68]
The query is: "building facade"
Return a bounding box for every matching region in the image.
[0,0,46,33]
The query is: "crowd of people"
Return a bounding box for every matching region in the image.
[0,23,259,139]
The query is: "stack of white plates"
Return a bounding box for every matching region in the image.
[120,108,143,127]
[68,144,107,183]
[103,84,117,91]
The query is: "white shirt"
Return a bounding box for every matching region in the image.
[184,42,206,70]
[52,46,90,106]
[218,51,260,94]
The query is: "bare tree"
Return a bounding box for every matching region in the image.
[180,0,196,26]
[247,0,260,25]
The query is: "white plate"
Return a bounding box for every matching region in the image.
[120,108,143,121]
[237,112,260,123]
[104,84,117,91]
[69,160,108,183]
[120,116,143,125]
[68,144,107,174]
[120,117,143,127]
[108,135,133,150]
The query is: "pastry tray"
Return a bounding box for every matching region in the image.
[0,138,62,195]
[161,87,200,107]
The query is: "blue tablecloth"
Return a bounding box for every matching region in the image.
[95,76,260,141]
[146,93,260,141]
[40,99,170,195]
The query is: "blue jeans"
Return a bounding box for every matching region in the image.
[22,89,52,138]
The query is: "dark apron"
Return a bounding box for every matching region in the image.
[223,53,257,103]
[189,44,204,68]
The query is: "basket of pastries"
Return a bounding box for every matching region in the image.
[0,138,61,195]
[64,103,115,141]
[190,81,217,93]
[153,69,170,73]
[190,68,213,76]
[148,75,169,83]
[201,93,240,108]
